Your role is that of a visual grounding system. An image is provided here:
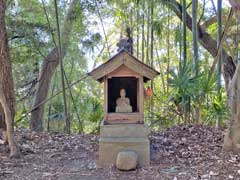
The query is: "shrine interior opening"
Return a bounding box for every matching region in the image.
[107,77,138,113]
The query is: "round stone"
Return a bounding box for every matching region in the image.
[116,151,138,171]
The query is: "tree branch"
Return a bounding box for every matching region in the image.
[162,0,236,88]
[200,15,217,29]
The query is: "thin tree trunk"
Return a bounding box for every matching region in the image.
[164,0,235,91]
[179,25,182,69]
[0,0,19,157]
[167,7,170,93]
[142,1,145,63]
[155,45,166,92]
[235,21,239,63]
[95,0,110,58]
[192,0,199,123]
[54,0,70,134]
[146,1,150,65]
[137,0,139,58]
[63,71,83,133]
[182,0,187,66]
[182,0,188,123]
[237,20,240,64]
[150,0,154,119]
[30,0,79,131]
[216,0,222,128]
[192,0,198,76]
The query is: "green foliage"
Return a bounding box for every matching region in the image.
[8,0,233,133]
[167,61,229,124]
[168,63,199,96]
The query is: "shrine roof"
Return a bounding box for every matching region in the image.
[88,49,160,82]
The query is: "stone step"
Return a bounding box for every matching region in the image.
[99,136,149,167]
[100,123,149,138]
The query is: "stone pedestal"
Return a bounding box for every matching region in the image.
[98,123,150,167]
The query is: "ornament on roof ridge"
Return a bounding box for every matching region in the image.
[116,27,133,54]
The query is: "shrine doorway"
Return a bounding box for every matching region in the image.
[107,77,138,113]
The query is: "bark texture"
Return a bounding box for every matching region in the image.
[30,0,79,131]
[30,48,59,131]
[0,104,7,143]
[0,87,19,157]
[223,65,240,151]
[222,0,240,151]
[0,0,16,130]
[0,0,19,157]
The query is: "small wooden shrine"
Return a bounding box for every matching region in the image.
[88,33,159,167]
[88,49,159,124]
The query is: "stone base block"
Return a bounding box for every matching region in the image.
[98,123,150,167]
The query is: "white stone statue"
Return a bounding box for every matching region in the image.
[115,89,132,113]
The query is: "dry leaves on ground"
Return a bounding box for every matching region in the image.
[0,125,240,180]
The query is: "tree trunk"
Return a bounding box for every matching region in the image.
[150,0,154,119]
[223,0,240,151]
[192,0,198,76]
[0,88,19,157]
[141,1,145,63]
[0,0,19,157]
[136,0,139,58]
[181,0,189,123]
[30,0,79,131]
[182,0,187,66]
[216,0,222,128]
[166,6,170,93]
[30,48,59,131]
[223,64,240,151]
[192,0,199,123]
[164,0,236,90]
[146,0,150,65]
[0,104,7,143]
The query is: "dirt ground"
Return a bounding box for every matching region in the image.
[1,125,240,180]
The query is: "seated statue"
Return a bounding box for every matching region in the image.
[115,89,132,113]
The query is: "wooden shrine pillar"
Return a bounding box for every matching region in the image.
[88,49,159,167]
